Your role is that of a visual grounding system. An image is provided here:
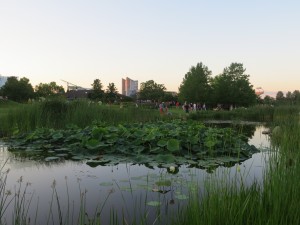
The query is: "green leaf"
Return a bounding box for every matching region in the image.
[45,156,60,162]
[155,180,171,186]
[147,201,161,207]
[52,132,63,140]
[167,139,180,152]
[175,194,189,200]
[85,139,101,149]
[157,140,167,147]
[155,154,176,163]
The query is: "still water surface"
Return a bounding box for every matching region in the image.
[0,124,270,224]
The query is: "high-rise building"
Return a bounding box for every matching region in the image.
[122,77,138,97]
[0,75,9,88]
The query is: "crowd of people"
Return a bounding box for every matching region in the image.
[157,101,207,114]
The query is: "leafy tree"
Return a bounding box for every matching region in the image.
[276,91,285,101]
[178,62,212,104]
[105,83,118,103]
[1,76,34,102]
[35,82,65,98]
[211,63,256,107]
[139,80,166,101]
[106,83,118,94]
[263,95,275,105]
[162,92,178,102]
[89,79,104,100]
[285,91,293,104]
[292,90,300,104]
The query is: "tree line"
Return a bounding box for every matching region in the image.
[1,62,299,107]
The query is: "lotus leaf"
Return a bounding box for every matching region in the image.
[157,140,167,147]
[99,182,114,186]
[175,194,189,200]
[52,132,63,140]
[146,201,161,207]
[155,154,176,163]
[85,139,101,149]
[45,156,60,162]
[155,180,171,186]
[167,139,180,152]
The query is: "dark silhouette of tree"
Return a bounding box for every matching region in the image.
[1,76,34,102]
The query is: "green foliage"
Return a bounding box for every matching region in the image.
[139,80,166,101]
[7,120,259,168]
[89,79,104,100]
[0,100,162,136]
[105,82,119,102]
[211,63,257,107]
[0,76,34,103]
[175,106,300,225]
[178,62,212,103]
[35,82,65,98]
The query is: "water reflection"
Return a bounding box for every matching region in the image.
[0,124,271,225]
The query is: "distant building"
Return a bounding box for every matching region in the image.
[0,75,9,88]
[65,89,92,100]
[122,77,138,97]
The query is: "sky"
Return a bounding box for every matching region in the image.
[0,0,299,96]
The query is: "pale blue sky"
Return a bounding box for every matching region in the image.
[0,0,299,95]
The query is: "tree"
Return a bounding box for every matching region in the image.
[105,83,118,102]
[139,80,166,101]
[106,83,118,94]
[276,91,285,101]
[178,62,212,104]
[35,82,65,98]
[292,90,300,104]
[0,76,34,102]
[263,95,275,105]
[211,63,256,107]
[89,79,104,100]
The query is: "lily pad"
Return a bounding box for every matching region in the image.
[147,201,161,207]
[99,182,114,186]
[155,180,171,186]
[167,139,180,152]
[175,194,189,200]
[45,156,60,162]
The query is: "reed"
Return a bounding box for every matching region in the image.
[175,106,300,225]
[0,99,163,136]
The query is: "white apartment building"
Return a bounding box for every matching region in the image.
[122,77,138,97]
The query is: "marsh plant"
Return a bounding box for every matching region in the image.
[175,106,300,225]
[0,99,162,136]
[0,164,34,225]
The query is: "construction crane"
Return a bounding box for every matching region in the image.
[61,79,83,91]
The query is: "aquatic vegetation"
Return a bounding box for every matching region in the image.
[6,120,259,169]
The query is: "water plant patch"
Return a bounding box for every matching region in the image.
[5,120,259,169]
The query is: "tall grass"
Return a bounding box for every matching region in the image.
[175,106,300,225]
[0,99,164,136]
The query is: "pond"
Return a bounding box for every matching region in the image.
[0,123,271,225]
